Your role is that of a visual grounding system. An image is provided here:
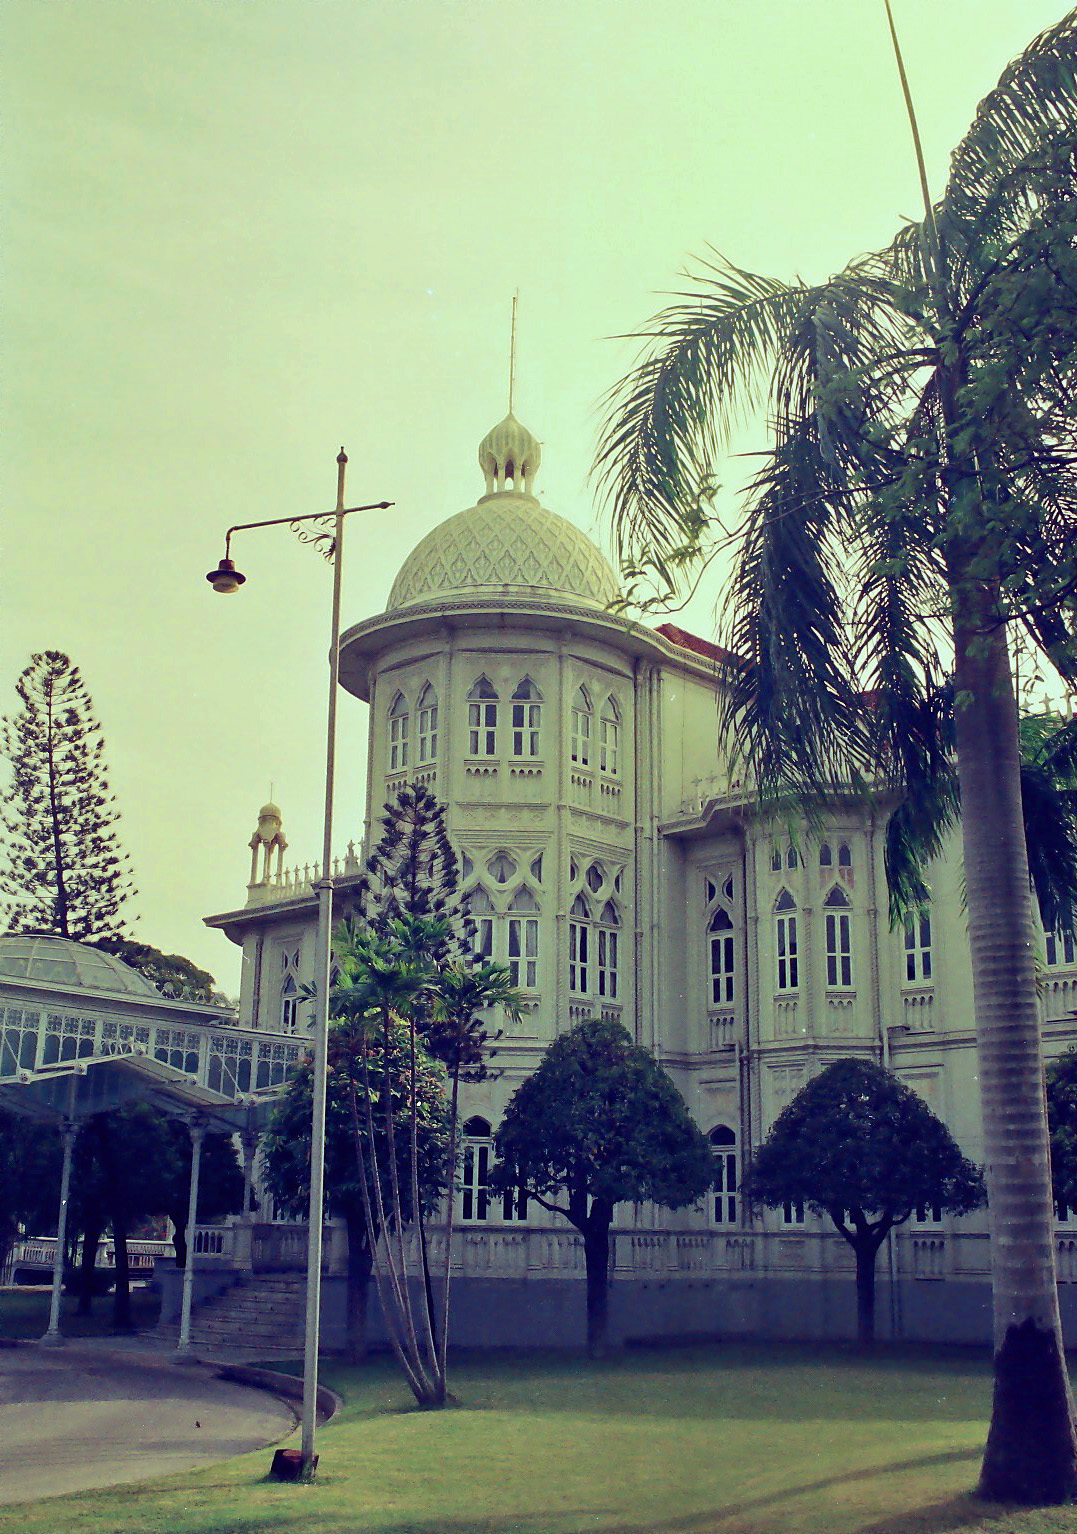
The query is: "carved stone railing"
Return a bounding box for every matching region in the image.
[901,987,936,1031]
[708,1010,736,1048]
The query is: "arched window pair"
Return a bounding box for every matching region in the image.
[571,688,621,776]
[460,1116,526,1223]
[467,676,542,760]
[388,683,438,772]
[465,885,541,991]
[569,894,620,999]
[772,887,854,991]
[709,1125,737,1226]
[819,841,852,870]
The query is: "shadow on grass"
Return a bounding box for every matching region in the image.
[95,1444,988,1534]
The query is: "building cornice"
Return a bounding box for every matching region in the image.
[338,596,722,703]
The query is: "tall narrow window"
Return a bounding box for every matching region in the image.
[467,677,498,756]
[461,1117,493,1222]
[709,1125,737,1226]
[824,887,852,987]
[466,887,495,960]
[571,687,592,766]
[569,893,591,994]
[819,843,833,868]
[511,678,542,758]
[1046,931,1077,966]
[416,682,438,764]
[597,901,620,999]
[838,843,852,868]
[775,890,798,991]
[388,691,409,771]
[781,1199,806,1227]
[279,946,302,1033]
[508,888,540,990]
[600,697,620,775]
[904,911,933,981]
[709,907,735,1005]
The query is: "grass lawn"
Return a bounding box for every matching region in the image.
[4,1342,1077,1534]
[0,1285,160,1340]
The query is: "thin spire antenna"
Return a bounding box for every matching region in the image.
[883,1,940,275]
[508,291,518,415]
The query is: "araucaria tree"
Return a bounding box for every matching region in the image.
[746,1059,984,1347]
[595,14,1077,1502]
[1,652,134,939]
[491,1018,713,1357]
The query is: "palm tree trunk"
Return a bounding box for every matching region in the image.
[953,608,1077,1502]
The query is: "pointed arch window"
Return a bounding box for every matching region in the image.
[461,1117,493,1223]
[279,945,302,1034]
[508,887,540,990]
[1046,931,1076,967]
[709,907,735,1006]
[388,691,409,772]
[511,678,542,758]
[600,696,621,776]
[823,886,852,988]
[467,677,498,756]
[417,682,438,764]
[466,886,495,960]
[597,901,620,999]
[838,842,852,869]
[569,893,591,994]
[775,890,798,991]
[709,1125,738,1226]
[819,843,833,868]
[571,687,593,767]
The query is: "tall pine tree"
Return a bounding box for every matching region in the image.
[1,652,134,940]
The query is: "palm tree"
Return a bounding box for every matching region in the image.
[595,13,1077,1504]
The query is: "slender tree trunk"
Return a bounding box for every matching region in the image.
[344,1211,372,1364]
[169,1206,188,1269]
[111,1212,132,1331]
[77,1220,103,1315]
[952,607,1077,1503]
[437,1055,463,1398]
[583,1207,613,1359]
[853,1238,877,1351]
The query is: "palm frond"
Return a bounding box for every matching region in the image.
[1021,759,1077,935]
[942,12,1077,244]
[593,257,807,572]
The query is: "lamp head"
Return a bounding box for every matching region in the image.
[206,557,246,595]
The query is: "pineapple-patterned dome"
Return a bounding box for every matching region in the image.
[387,415,620,612]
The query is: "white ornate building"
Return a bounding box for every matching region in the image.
[204,411,1077,1346]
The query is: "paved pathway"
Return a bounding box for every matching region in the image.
[0,1341,296,1506]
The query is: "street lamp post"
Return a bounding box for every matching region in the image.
[206,453,392,1476]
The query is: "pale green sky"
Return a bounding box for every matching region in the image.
[3,0,1068,988]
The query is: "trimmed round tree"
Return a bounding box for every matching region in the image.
[490,1018,713,1357]
[745,1057,985,1347]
